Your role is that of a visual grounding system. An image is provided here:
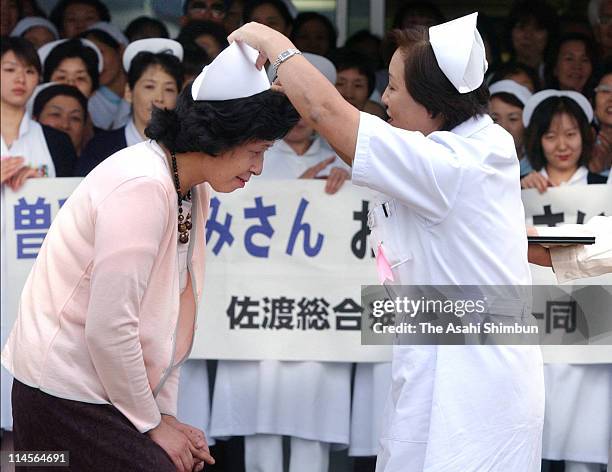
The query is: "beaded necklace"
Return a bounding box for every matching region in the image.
[171,151,192,244]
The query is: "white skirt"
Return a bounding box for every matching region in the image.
[177,359,214,446]
[376,345,544,472]
[349,362,392,456]
[210,360,351,446]
[542,363,612,464]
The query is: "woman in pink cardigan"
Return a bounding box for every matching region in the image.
[1,44,298,472]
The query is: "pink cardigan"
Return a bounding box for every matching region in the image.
[1,140,210,433]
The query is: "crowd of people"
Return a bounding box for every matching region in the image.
[1,0,611,471]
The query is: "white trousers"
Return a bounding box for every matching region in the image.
[244,434,330,472]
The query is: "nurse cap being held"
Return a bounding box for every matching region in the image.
[230,13,544,472]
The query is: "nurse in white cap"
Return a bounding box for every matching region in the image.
[230,12,544,471]
[488,79,533,176]
[10,17,59,49]
[521,89,610,472]
[37,38,104,98]
[76,38,184,175]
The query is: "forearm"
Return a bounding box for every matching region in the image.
[85,311,161,432]
[231,24,359,165]
[156,365,181,416]
[275,53,359,165]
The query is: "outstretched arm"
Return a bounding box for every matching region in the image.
[229,23,360,166]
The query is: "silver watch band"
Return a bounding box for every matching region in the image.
[271,48,302,81]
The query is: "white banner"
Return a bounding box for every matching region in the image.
[194,180,391,361]
[2,180,611,363]
[2,178,391,362]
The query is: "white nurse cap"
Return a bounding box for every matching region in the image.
[429,12,488,94]
[267,52,336,84]
[85,21,129,46]
[191,41,270,101]
[26,82,58,116]
[10,17,59,40]
[522,89,594,127]
[122,38,184,73]
[38,38,104,73]
[489,80,532,106]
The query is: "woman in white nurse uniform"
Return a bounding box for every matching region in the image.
[230,12,545,471]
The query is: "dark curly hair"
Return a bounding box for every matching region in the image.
[146,88,300,155]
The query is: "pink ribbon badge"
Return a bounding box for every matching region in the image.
[376,243,395,285]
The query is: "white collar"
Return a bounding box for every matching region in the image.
[125,118,145,147]
[449,114,492,138]
[277,135,322,157]
[2,114,32,154]
[539,166,589,185]
[18,113,31,139]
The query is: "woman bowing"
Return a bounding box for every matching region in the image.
[2,41,298,472]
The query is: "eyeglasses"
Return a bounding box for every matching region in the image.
[594,85,612,93]
[188,1,225,18]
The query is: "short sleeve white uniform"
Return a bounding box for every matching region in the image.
[352,112,545,472]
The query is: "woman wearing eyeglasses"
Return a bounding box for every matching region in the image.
[181,0,227,26]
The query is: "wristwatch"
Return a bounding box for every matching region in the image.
[271,48,302,81]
